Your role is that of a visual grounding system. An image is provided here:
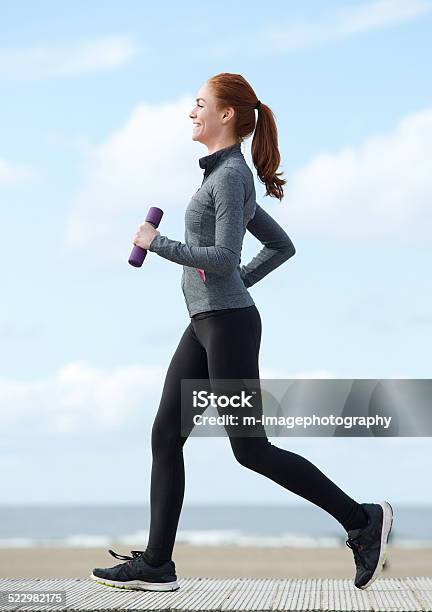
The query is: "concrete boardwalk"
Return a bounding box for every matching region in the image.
[0,577,431,612]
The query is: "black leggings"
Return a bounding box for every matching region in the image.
[144,305,364,564]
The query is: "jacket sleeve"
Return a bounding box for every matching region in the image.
[148,168,246,276]
[240,202,296,288]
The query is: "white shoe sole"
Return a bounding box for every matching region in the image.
[359,500,393,589]
[90,572,179,591]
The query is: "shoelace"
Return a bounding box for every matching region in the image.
[108,549,146,563]
[345,536,371,571]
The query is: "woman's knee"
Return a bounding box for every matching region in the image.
[231,438,270,470]
[151,419,183,457]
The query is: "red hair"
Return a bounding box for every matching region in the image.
[207,72,287,201]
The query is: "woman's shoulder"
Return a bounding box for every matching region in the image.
[214,156,254,186]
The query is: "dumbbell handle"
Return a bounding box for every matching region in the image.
[128,207,164,267]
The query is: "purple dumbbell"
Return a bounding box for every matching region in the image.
[128,206,164,267]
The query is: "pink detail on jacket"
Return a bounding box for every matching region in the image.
[197,268,206,282]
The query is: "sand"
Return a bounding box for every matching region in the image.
[0,545,431,579]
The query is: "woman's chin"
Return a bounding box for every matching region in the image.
[192,135,208,147]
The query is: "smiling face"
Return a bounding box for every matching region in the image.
[189,82,238,152]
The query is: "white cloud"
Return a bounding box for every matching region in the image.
[266,0,432,51]
[284,107,432,242]
[63,95,204,261]
[0,361,166,433]
[65,98,432,258]
[2,362,430,505]
[0,36,139,78]
[0,362,340,435]
[0,158,35,187]
[260,368,335,379]
[210,0,432,57]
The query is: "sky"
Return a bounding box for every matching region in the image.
[1,0,431,507]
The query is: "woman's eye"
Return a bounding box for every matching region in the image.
[197,104,203,108]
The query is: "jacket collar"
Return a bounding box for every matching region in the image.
[199,142,242,177]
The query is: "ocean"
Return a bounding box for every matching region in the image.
[0,504,430,549]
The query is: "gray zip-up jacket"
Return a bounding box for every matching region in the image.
[149,142,295,317]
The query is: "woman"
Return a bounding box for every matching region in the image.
[91,73,393,592]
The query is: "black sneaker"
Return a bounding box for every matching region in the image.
[346,500,393,590]
[90,549,179,591]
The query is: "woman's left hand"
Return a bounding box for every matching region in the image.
[133,222,160,250]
